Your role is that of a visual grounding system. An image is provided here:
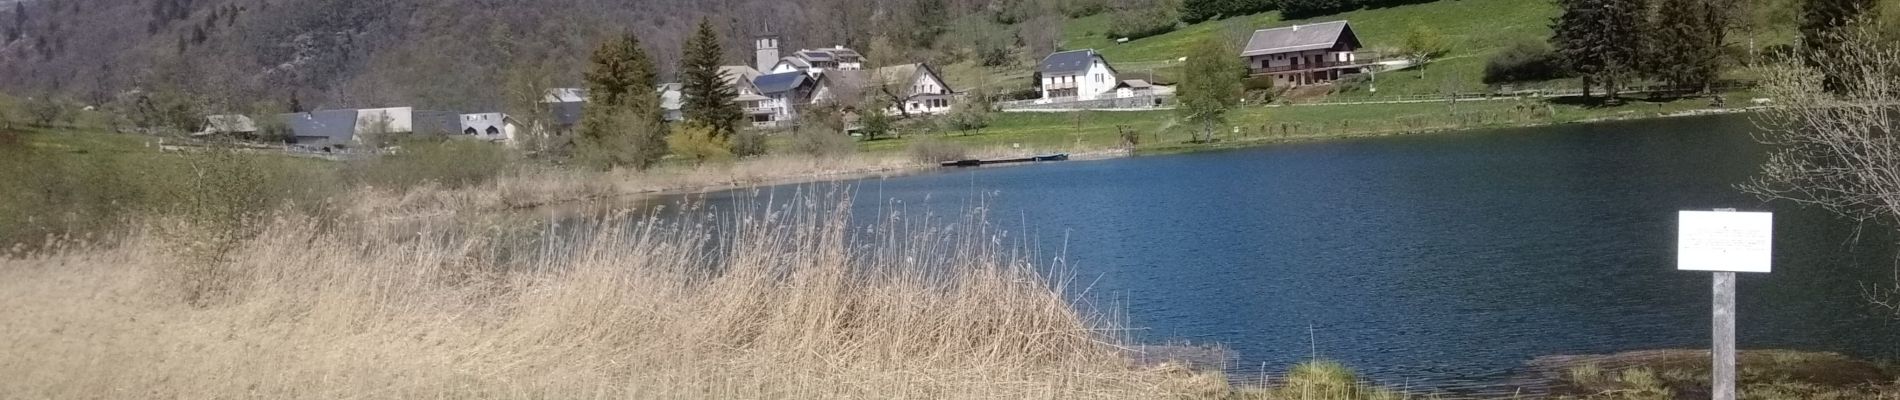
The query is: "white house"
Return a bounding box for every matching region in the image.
[1038,49,1118,102]
[1241,20,1367,86]
[812,63,958,116]
[767,46,865,77]
[751,71,818,127]
[458,113,520,145]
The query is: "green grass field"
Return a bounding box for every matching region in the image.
[865,93,1746,156]
[1056,0,1562,95]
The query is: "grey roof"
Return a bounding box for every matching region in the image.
[795,50,834,62]
[718,66,762,90]
[544,88,588,103]
[412,110,461,135]
[777,57,812,69]
[1242,20,1360,57]
[280,110,359,145]
[1118,79,1154,89]
[754,71,811,95]
[1040,49,1110,76]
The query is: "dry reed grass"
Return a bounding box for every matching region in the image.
[0,191,1219,399]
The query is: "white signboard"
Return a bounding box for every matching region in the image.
[1677,211,1774,273]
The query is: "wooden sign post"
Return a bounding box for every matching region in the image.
[1677,209,1774,400]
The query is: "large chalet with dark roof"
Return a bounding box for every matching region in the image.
[1242,20,1368,86]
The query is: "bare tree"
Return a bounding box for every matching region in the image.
[1745,23,1900,316]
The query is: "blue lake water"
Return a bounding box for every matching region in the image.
[653,114,1900,392]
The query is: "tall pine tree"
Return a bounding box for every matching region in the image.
[579,33,666,169]
[1800,0,1875,93]
[679,18,742,139]
[1650,0,1721,92]
[8,3,25,43]
[1552,0,1647,100]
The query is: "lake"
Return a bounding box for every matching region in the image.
[647,114,1900,393]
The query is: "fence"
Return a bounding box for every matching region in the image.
[1292,82,1756,106]
[996,94,1174,112]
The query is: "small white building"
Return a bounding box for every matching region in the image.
[458,113,520,144]
[1037,49,1118,102]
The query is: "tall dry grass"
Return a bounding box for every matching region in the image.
[0,193,1222,399]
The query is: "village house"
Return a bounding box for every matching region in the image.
[279,109,359,148]
[541,88,588,135]
[1037,49,1118,102]
[812,63,958,116]
[195,114,258,137]
[756,36,864,77]
[1241,20,1368,87]
[751,71,819,127]
[458,113,520,144]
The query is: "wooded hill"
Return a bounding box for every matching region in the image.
[0,0,1879,120]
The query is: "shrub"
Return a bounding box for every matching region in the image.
[1483,39,1570,84]
[1333,73,1373,93]
[907,136,969,163]
[1106,4,1180,40]
[1060,0,1110,17]
[728,130,768,157]
[1181,0,1275,23]
[787,125,857,158]
[1243,75,1277,91]
[665,123,732,164]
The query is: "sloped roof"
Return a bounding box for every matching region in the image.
[544,88,588,103]
[795,50,835,62]
[1242,20,1360,57]
[777,57,812,69]
[199,114,258,134]
[1117,79,1154,89]
[718,65,762,89]
[1040,49,1110,76]
[280,110,358,144]
[754,71,811,95]
[817,69,869,105]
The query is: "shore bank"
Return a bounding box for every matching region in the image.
[408,101,1755,217]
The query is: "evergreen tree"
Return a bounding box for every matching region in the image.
[1650,0,1721,92]
[8,3,24,43]
[1552,0,1646,100]
[1800,0,1874,93]
[1176,36,1245,143]
[579,33,666,170]
[679,18,742,139]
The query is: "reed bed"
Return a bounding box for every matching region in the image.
[0,193,1222,399]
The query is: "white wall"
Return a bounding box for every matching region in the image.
[1080,59,1117,101]
[355,107,414,135]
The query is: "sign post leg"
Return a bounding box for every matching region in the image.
[1712,271,1737,400]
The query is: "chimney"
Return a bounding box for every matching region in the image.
[755,36,781,72]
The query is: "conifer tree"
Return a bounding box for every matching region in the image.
[1552,0,1647,100]
[1651,0,1721,92]
[579,33,666,170]
[679,18,742,139]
